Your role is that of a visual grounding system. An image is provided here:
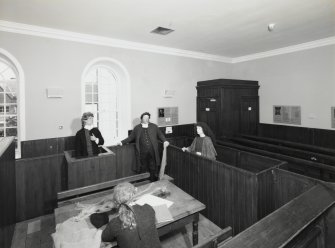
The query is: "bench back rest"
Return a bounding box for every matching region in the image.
[57,173,150,206]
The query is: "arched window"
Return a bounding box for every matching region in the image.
[0,51,24,157]
[82,58,131,145]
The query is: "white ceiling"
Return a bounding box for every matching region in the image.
[0,0,334,57]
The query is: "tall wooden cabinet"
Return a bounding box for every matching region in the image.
[196,79,259,139]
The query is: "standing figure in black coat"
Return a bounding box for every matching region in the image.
[75,112,104,157]
[118,112,169,181]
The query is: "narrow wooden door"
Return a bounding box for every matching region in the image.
[240,96,259,135]
[197,97,219,136]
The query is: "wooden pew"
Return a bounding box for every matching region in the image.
[220,184,335,248]
[231,136,335,166]
[166,144,284,235]
[0,137,16,248]
[57,172,150,207]
[217,140,335,182]
[241,134,335,157]
[193,226,232,248]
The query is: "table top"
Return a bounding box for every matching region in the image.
[55,179,206,229]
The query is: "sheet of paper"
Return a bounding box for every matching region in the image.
[135,194,173,208]
[152,204,174,223]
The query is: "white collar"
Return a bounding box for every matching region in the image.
[141,123,149,128]
[84,124,93,130]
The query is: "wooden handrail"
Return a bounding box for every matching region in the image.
[57,172,150,201]
[220,184,335,248]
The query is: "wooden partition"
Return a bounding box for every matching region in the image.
[258,123,335,149]
[0,137,16,248]
[166,144,283,235]
[65,145,136,189]
[220,181,335,248]
[16,154,64,221]
[15,143,137,221]
[21,136,75,158]
[217,139,335,183]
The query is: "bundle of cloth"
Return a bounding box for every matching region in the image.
[51,217,102,248]
[51,183,161,248]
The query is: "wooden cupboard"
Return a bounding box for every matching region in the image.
[196,79,259,139]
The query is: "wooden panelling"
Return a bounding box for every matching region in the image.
[215,145,239,166]
[241,134,335,156]
[197,79,259,138]
[21,136,75,158]
[0,137,16,248]
[66,144,136,189]
[160,124,196,139]
[15,143,137,221]
[221,184,333,248]
[166,145,282,235]
[257,169,275,219]
[258,123,335,149]
[15,154,64,222]
[127,124,196,139]
[232,137,335,166]
[238,151,283,173]
[273,169,316,209]
[217,140,335,183]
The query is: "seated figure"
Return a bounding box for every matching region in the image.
[182,122,217,160]
[75,112,104,157]
[90,182,162,248]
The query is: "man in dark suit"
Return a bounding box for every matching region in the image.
[118,112,169,181]
[75,112,104,157]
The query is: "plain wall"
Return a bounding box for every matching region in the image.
[231,45,335,130]
[0,31,232,141]
[1,30,334,142]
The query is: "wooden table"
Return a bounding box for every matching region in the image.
[54,180,206,246]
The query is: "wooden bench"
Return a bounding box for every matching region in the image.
[241,134,335,156]
[217,140,335,182]
[231,136,335,166]
[193,226,232,248]
[57,172,150,207]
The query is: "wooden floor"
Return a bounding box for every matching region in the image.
[11,213,222,248]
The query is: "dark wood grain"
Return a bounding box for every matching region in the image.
[0,137,16,248]
[166,144,282,235]
[258,123,335,149]
[66,144,136,189]
[231,137,335,166]
[220,184,334,248]
[196,79,259,139]
[217,140,335,182]
[21,136,75,158]
[15,154,64,222]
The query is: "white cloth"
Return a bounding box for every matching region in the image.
[52,218,102,248]
[84,124,94,130]
[141,123,149,128]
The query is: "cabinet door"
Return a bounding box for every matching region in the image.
[240,96,259,135]
[197,97,219,136]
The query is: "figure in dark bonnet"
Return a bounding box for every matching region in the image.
[182,122,217,160]
[118,112,169,181]
[75,112,104,157]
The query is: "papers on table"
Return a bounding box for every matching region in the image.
[152,204,174,223]
[135,194,173,208]
[135,194,174,224]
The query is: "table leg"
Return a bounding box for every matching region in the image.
[192,220,199,245]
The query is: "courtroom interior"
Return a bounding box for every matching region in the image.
[0,0,335,247]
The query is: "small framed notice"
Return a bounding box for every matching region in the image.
[157,107,178,126]
[332,107,335,128]
[273,105,301,125]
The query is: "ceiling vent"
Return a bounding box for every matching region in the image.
[151,26,174,35]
